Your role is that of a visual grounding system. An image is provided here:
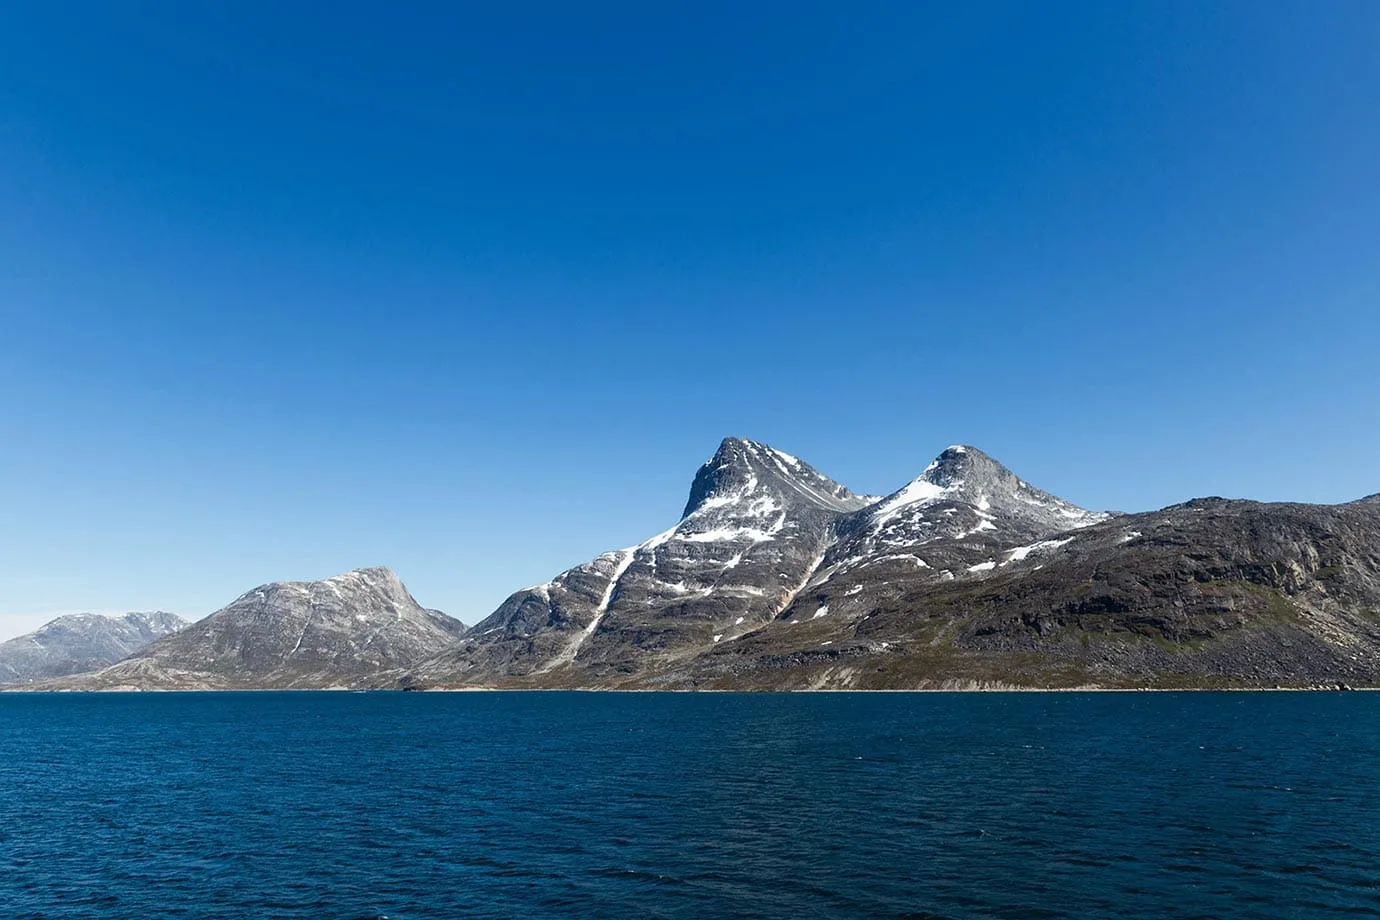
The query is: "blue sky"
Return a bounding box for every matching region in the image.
[2,2,1377,637]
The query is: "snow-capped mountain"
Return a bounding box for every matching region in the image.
[408,438,1113,687]
[408,438,875,684]
[838,444,1106,555]
[0,612,185,684]
[23,438,1380,692]
[408,437,1380,691]
[50,567,464,690]
[802,445,1110,595]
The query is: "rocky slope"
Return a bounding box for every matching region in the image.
[0,612,185,684]
[666,496,1380,690]
[46,567,464,690]
[406,439,1380,690]
[407,438,874,686]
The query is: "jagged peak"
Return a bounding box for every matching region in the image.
[712,435,768,457]
[920,445,995,487]
[867,445,1106,533]
[681,437,867,519]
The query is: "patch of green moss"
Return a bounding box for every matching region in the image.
[1145,631,1212,653]
[1194,579,1301,623]
[1239,582,1302,622]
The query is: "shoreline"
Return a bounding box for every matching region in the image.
[2,684,1375,694]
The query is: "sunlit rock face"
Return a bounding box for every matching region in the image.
[50,567,465,690]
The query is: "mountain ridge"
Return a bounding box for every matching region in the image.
[13,438,1380,692]
[405,439,1124,687]
[404,438,1380,691]
[36,567,465,690]
[0,612,186,684]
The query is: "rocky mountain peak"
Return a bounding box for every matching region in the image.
[436,437,877,682]
[341,565,398,580]
[323,565,410,598]
[919,445,993,489]
[681,437,869,519]
[233,565,414,610]
[825,445,1109,566]
[906,445,1044,509]
[887,445,1106,529]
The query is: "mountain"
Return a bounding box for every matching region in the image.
[0,612,186,685]
[679,495,1380,690]
[807,445,1109,594]
[404,439,1111,688]
[46,567,465,690]
[18,439,1380,692]
[406,439,1380,691]
[406,438,874,686]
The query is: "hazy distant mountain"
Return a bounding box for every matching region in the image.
[49,567,464,690]
[0,612,185,685]
[404,439,1380,691]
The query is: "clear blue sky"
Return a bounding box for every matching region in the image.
[2,2,1377,637]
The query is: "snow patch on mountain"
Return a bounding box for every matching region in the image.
[1004,537,1076,564]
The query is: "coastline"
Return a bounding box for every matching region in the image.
[2,684,1374,694]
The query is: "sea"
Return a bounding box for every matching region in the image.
[1,691,1376,919]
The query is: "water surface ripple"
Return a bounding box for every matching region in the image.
[2,692,1377,918]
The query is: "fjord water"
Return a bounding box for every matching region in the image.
[2,693,1377,919]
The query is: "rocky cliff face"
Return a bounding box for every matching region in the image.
[0,612,185,684]
[49,567,464,690]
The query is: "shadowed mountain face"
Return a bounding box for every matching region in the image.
[407,439,1380,691]
[0,612,185,684]
[48,567,465,690]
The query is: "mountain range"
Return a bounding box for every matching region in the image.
[11,438,1380,690]
[0,612,185,684]
[35,567,466,690]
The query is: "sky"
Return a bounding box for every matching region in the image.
[1,1,1378,639]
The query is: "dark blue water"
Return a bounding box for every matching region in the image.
[2,692,1378,919]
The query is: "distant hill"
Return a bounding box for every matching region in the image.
[47,567,465,690]
[0,612,186,684]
